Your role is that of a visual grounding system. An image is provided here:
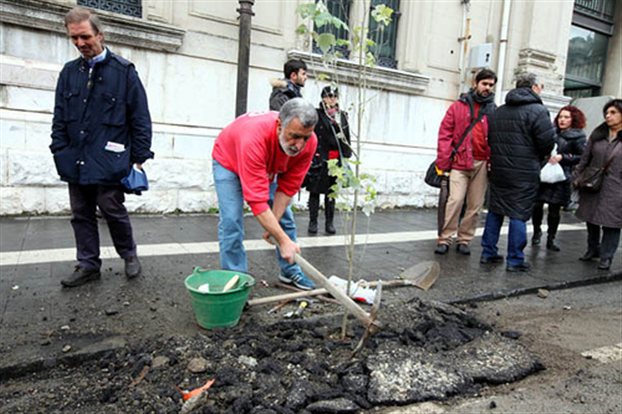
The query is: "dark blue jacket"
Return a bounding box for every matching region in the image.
[50,49,153,185]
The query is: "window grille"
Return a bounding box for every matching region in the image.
[77,0,142,19]
[574,0,615,22]
[313,0,352,59]
[368,0,400,69]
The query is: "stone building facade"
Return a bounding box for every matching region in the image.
[0,0,620,215]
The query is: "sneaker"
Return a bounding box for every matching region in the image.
[125,256,142,279]
[279,272,315,290]
[456,244,471,255]
[434,244,449,255]
[61,265,101,288]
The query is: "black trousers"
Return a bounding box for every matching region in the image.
[532,201,562,238]
[586,222,621,260]
[69,184,136,270]
[308,192,335,223]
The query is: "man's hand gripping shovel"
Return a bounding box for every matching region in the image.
[266,237,383,356]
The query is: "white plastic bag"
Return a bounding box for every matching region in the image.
[540,144,566,184]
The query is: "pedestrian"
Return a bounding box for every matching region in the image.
[212,98,318,290]
[573,99,622,271]
[434,69,497,256]
[303,86,352,235]
[480,73,555,272]
[50,7,153,287]
[269,59,307,110]
[532,106,587,251]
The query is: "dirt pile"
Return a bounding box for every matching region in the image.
[0,298,542,413]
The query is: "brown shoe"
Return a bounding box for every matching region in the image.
[125,256,142,279]
[61,266,101,288]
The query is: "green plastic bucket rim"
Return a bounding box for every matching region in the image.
[184,267,256,295]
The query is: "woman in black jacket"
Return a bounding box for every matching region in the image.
[303,86,352,234]
[532,105,587,250]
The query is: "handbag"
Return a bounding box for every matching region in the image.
[425,109,485,188]
[573,141,620,193]
[540,144,566,184]
[425,162,444,188]
[121,165,149,195]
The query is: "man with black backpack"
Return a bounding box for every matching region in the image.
[434,69,497,256]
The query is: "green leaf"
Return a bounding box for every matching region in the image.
[296,24,308,35]
[297,3,317,19]
[317,73,331,81]
[371,4,394,26]
[336,39,351,47]
[316,32,336,53]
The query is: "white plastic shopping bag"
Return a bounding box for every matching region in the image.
[540,144,566,184]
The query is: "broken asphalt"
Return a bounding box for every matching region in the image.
[1,209,620,379]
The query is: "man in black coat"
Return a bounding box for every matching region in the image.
[480,73,555,272]
[50,7,153,287]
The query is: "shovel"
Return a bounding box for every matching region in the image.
[247,260,440,306]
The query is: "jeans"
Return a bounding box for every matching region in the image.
[586,222,621,260]
[213,160,303,277]
[481,211,527,267]
[68,184,136,270]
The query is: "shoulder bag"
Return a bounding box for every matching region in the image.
[573,141,620,193]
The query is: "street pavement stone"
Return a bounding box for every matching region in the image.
[0,209,620,374]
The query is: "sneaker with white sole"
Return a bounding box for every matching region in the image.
[279,272,315,290]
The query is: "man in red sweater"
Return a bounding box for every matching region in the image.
[212,98,319,289]
[434,69,497,256]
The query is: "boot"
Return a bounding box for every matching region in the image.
[325,196,336,235]
[308,193,319,234]
[531,230,542,246]
[546,235,560,251]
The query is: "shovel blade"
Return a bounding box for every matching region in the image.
[399,261,440,291]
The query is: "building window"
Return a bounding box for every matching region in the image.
[313,0,352,58]
[77,0,142,19]
[564,0,617,98]
[368,0,400,69]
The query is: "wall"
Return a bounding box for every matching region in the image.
[0,0,600,216]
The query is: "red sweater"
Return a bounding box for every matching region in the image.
[212,111,317,215]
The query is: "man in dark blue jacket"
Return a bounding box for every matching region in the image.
[480,73,555,272]
[50,7,153,287]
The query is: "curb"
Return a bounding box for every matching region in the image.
[447,270,622,305]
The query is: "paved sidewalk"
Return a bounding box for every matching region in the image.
[1,209,620,374]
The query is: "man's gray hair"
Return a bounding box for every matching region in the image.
[65,6,103,34]
[279,98,318,129]
[515,72,539,89]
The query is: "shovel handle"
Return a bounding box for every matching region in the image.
[294,253,381,330]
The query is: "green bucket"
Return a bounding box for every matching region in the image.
[184,268,255,329]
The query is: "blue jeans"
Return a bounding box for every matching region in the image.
[481,211,527,267]
[212,160,303,277]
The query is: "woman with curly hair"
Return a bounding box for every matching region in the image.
[532,105,587,251]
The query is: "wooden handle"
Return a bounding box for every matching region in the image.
[222,274,240,292]
[294,253,381,330]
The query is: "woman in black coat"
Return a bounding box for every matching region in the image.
[532,105,587,250]
[303,86,352,234]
